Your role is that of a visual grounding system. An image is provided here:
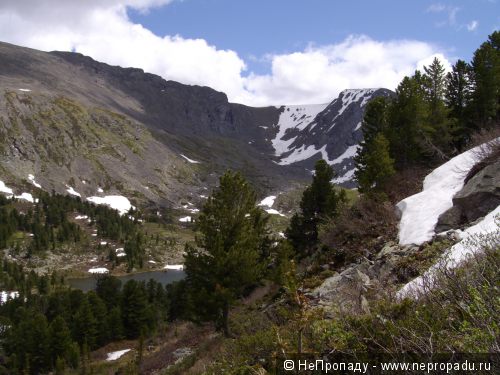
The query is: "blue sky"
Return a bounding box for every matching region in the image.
[0,0,498,105]
[130,0,498,73]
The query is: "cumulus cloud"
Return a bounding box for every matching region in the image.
[243,37,451,105]
[0,1,451,106]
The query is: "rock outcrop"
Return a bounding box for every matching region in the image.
[309,241,419,316]
[436,159,500,233]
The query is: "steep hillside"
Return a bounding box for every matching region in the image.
[0,41,392,208]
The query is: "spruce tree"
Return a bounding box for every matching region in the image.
[121,280,149,338]
[446,59,474,148]
[184,171,269,336]
[286,160,341,255]
[355,133,395,193]
[388,74,428,166]
[49,316,73,368]
[470,31,500,128]
[423,57,455,156]
[72,297,98,349]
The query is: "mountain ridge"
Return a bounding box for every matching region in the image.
[0,41,394,209]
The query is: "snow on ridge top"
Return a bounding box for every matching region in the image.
[272,103,328,156]
[87,195,134,216]
[396,141,493,246]
[180,154,201,164]
[340,88,378,96]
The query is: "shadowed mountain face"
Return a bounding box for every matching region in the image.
[0,41,393,208]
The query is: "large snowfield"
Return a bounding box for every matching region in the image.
[396,142,491,246]
[396,140,499,298]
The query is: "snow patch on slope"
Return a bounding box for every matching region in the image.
[272,104,328,156]
[15,193,35,203]
[66,186,81,197]
[396,142,490,246]
[259,195,276,207]
[333,169,356,184]
[330,145,360,165]
[328,89,376,130]
[278,144,329,165]
[180,154,201,164]
[28,174,41,189]
[397,205,500,298]
[106,349,131,361]
[87,195,134,216]
[0,180,13,196]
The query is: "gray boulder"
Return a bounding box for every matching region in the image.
[436,159,500,232]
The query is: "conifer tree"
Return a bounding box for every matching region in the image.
[184,171,269,336]
[121,280,149,338]
[446,59,474,148]
[49,316,73,368]
[388,74,428,166]
[355,96,395,194]
[355,133,395,193]
[423,57,455,156]
[87,291,109,346]
[470,31,500,128]
[72,297,98,349]
[286,160,341,255]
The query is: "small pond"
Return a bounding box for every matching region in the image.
[67,270,185,292]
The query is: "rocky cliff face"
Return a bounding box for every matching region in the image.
[0,41,393,208]
[269,89,394,186]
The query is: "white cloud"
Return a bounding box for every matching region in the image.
[0,1,451,106]
[427,3,447,13]
[427,3,461,27]
[242,37,452,105]
[467,20,479,31]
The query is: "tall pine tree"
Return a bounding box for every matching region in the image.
[184,171,269,336]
